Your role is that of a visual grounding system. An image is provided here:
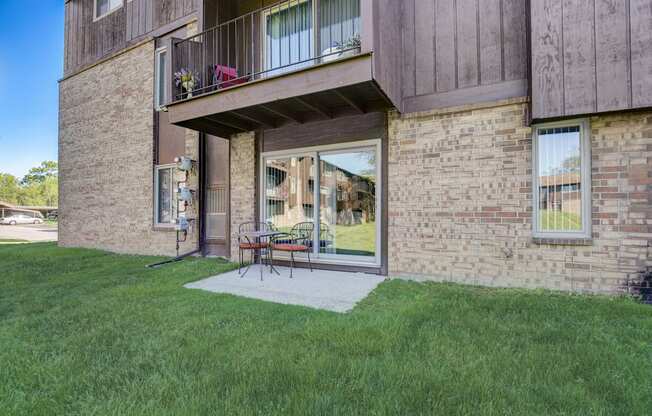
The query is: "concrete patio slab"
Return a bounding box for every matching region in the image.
[184,266,386,313]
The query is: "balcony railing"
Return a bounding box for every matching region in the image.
[171,0,362,103]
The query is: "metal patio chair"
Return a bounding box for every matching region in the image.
[238,221,274,274]
[272,222,314,278]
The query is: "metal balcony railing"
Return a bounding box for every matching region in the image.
[171,0,361,102]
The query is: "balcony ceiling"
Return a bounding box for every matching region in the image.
[166,55,394,138]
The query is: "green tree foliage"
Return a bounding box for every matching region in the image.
[0,174,21,204]
[0,162,58,207]
[21,161,58,185]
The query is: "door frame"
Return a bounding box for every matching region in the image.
[259,138,382,268]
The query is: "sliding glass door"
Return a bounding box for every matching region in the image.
[262,0,361,77]
[263,0,314,77]
[262,142,380,266]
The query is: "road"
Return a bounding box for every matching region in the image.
[0,224,58,242]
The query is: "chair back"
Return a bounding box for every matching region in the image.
[238,222,274,240]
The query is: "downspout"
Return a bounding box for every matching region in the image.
[198,132,207,255]
[146,249,202,268]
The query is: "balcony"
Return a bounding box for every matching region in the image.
[165,0,401,137]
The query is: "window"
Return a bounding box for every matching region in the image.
[155,165,176,226]
[154,47,168,109]
[533,120,591,238]
[95,0,123,20]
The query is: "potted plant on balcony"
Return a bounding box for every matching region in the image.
[322,34,361,63]
[174,68,200,99]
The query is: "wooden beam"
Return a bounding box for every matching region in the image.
[259,104,303,124]
[334,89,366,114]
[230,109,277,129]
[178,118,237,139]
[294,97,332,119]
[205,114,252,132]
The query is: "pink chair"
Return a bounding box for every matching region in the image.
[214,65,249,89]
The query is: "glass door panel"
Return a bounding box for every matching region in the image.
[264,156,316,233]
[319,149,376,260]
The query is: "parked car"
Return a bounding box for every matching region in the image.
[47,210,58,221]
[1,214,44,225]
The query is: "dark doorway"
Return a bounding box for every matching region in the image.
[204,134,230,257]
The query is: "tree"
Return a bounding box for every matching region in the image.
[22,161,58,185]
[0,174,20,204]
[40,176,58,207]
[0,161,59,207]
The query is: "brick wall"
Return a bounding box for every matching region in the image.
[229,132,257,262]
[388,99,652,293]
[59,41,199,256]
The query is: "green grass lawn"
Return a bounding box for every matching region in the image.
[540,209,582,231]
[1,243,651,415]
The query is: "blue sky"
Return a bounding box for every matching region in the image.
[0,1,63,178]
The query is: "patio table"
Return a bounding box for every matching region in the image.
[238,230,283,280]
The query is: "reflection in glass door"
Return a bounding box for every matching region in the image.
[319,149,376,260]
[264,156,316,232]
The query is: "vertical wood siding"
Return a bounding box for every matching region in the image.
[373,0,403,110]
[401,0,529,112]
[64,0,198,77]
[531,0,652,119]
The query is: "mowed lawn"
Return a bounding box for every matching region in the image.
[1,244,652,415]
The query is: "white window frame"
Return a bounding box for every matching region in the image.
[260,139,382,267]
[154,47,168,110]
[93,0,123,22]
[154,164,176,227]
[532,119,592,239]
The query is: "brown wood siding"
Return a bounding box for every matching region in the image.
[64,0,127,75]
[261,112,386,152]
[373,0,402,110]
[401,0,529,113]
[157,111,188,164]
[531,0,652,119]
[64,0,198,77]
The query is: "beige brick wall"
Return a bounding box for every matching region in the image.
[388,99,652,293]
[59,41,199,256]
[229,132,257,262]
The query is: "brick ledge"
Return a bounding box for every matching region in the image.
[532,237,593,246]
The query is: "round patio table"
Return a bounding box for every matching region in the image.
[238,230,283,280]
